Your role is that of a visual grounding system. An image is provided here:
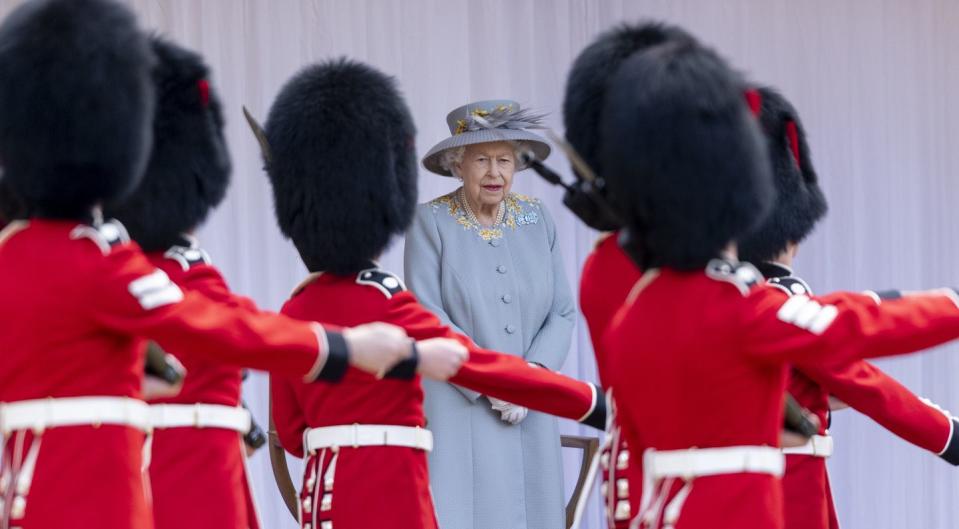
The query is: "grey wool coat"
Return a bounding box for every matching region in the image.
[404,188,576,529]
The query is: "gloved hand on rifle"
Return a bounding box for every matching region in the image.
[142,341,186,400]
[242,401,267,458]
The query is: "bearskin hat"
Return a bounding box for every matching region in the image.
[600,39,773,270]
[259,58,417,275]
[560,22,697,232]
[105,36,231,252]
[563,22,695,178]
[0,0,155,219]
[738,87,827,264]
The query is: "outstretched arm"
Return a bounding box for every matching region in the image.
[798,359,959,464]
[91,244,410,381]
[390,291,605,428]
[744,287,959,367]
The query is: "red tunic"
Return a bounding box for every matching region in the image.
[604,261,959,529]
[580,233,643,528]
[763,267,958,529]
[146,248,263,529]
[271,270,603,529]
[0,220,327,529]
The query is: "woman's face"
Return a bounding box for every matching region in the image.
[455,142,515,208]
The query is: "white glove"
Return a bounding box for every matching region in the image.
[489,397,528,425]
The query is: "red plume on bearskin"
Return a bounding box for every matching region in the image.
[105,36,231,252]
[738,87,828,264]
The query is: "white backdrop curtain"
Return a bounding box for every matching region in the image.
[3,1,959,527]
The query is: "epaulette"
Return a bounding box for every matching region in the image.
[767,275,813,297]
[356,268,406,299]
[705,258,763,296]
[69,219,130,255]
[163,236,211,271]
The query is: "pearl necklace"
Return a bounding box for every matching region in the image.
[459,186,505,227]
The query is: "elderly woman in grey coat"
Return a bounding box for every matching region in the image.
[404,100,576,529]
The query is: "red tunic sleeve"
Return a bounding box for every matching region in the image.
[386,291,605,427]
[798,359,957,459]
[743,287,959,366]
[88,243,328,378]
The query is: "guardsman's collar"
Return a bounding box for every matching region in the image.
[760,261,813,297]
[291,261,382,297]
[174,233,200,249]
[756,261,793,279]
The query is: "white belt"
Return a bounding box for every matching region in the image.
[645,445,785,479]
[304,424,433,452]
[635,446,784,529]
[782,434,833,458]
[150,404,251,433]
[0,397,151,435]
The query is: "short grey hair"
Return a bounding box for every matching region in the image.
[439,142,533,177]
[439,146,467,175]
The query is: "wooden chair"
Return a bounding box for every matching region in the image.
[561,435,600,529]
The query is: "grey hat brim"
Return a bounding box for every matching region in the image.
[422,129,551,176]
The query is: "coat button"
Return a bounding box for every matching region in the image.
[505,324,516,334]
[496,265,507,274]
[501,294,512,304]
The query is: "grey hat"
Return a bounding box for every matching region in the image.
[422,99,551,176]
